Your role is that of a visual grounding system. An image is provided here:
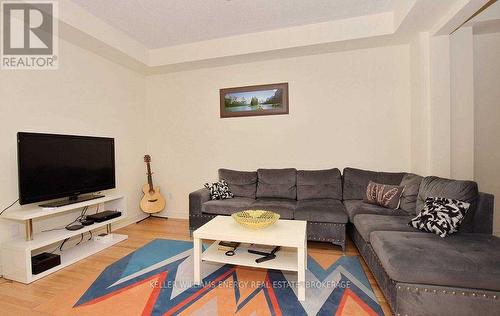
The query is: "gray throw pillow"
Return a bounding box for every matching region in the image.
[399,173,423,214]
[363,181,405,210]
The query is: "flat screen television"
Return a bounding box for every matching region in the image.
[17,132,115,206]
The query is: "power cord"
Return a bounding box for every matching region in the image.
[41,206,92,232]
[58,238,70,252]
[63,206,89,229]
[45,206,97,254]
[41,227,66,232]
[75,233,84,246]
[0,199,19,216]
[49,238,68,253]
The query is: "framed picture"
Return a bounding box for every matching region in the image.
[220,82,289,118]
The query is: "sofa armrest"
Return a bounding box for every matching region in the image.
[473,192,494,234]
[189,188,210,216]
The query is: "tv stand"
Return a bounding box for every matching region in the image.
[0,194,127,284]
[39,194,105,208]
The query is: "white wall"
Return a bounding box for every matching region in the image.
[429,35,452,178]
[474,32,500,235]
[410,33,431,176]
[145,45,412,218]
[450,27,474,180]
[409,33,454,178]
[0,39,146,265]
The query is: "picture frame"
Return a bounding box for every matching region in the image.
[220,82,289,118]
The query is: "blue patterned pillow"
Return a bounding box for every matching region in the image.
[409,197,470,237]
[204,179,234,200]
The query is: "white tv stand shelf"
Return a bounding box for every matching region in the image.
[0,194,128,284]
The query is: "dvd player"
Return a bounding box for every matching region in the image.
[86,210,122,223]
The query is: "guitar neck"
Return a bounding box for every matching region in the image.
[146,162,154,192]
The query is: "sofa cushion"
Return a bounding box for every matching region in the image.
[251,198,296,219]
[294,199,348,223]
[399,173,423,214]
[344,200,409,222]
[256,168,297,199]
[416,176,479,232]
[219,169,257,199]
[343,200,362,217]
[296,168,342,200]
[202,197,255,215]
[353,214,421,242]
[370,231,500,291]
[343,167,405,200]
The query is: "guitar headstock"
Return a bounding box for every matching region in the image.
[144,155,151,163]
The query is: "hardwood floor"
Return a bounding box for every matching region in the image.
[0,218,392,315]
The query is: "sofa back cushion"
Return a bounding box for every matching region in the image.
[399,173,423,214]
[416,176,479,232]
[342,167,406,200]
[256,168,297,199]
[297,168,342,200]
[218,169,257,199]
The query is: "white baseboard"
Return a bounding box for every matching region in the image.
[113,213,148,229]
[152,209,188,219]
[111,210,188,229]
[163,210,188,219]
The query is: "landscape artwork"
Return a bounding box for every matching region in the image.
[220,83,289,118]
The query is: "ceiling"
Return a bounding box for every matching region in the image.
[69,0,395,49]
[465,0,500,34]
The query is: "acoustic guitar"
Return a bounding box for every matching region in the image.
[140,155,166,214]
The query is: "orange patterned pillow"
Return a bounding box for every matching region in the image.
[363,181,405,209]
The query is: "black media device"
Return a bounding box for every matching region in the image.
[32,252,61,275]
[66,224,84,231]
[80,218,95,226]
[17,132,115,207]
[86,210,122,223]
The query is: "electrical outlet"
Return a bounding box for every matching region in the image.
[168,193,173,199]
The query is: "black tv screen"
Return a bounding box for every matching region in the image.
[17,132,115,205]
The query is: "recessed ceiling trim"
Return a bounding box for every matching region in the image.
[148,12,394,67]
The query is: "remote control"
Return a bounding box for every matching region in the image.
[255,254,276,263]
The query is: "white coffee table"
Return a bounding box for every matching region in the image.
[192,215,307,301]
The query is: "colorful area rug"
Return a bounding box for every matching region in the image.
[71,239,383,315]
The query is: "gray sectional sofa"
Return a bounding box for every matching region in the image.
[190,168,348,249]
[344,168,500,316]
[189,167,500,316]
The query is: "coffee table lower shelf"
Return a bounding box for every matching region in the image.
[202,241,298,272]
[194,239,306,301]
